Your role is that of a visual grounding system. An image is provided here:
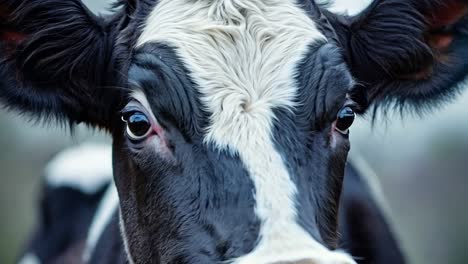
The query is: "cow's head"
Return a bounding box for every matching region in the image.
[1,0,467,263]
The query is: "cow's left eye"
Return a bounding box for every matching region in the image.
[335,106,355,135]
[122,111,152,140]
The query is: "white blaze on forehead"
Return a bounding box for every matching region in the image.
[320,0,371,16]
[138,0,354,263]
[45,143,112,194]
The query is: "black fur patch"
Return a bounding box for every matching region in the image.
[0,0,120,127]
[324,0,468,115]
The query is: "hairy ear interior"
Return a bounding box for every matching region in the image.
[341,0,468,113]
[0,6,25,54]
[427,1,468,52]
[429,1,467,27]
[0,0,122,128]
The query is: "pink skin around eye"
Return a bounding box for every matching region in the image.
[150,121,165,138]
[330,120,349,150]
[146,119,164,142]
[129,92,173,157]
[146,119,174,158]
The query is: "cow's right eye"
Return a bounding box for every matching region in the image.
[122,111,152,141]
[335,106,355,135]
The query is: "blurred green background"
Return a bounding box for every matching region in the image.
[1,0,467,263]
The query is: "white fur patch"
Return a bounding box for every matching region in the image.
[82,183,119,262]
[319,0,371,15]
[45,143,112,194]
[17,253,41,264]
[138,0,355,263]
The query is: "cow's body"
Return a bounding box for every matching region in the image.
[17,144,113,264]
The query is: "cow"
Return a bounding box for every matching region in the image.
[17,144,406,264]
[1,0,467,263]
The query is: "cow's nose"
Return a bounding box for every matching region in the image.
[271,261,351,264]
[270,254,356,264]
[235,252,357,264]
[272,260,314,264]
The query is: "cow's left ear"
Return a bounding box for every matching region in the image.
[336,0,468,111]
[0,0,123,129]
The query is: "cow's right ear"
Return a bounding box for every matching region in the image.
[0,0,123,129]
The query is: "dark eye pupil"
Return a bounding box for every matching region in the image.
[336,107,355,131]
[128,113,151,137]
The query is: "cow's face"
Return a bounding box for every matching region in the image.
[113,1,357,262]
[1,0,467,263]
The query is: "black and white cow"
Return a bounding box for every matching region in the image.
[1,0,467,263]
[17,145,406,264]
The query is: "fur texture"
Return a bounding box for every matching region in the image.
[2,0,467,264]
[0,0,120,127]
[328,0,468,115]
[83,184,119,262]
[137,1,357,263]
